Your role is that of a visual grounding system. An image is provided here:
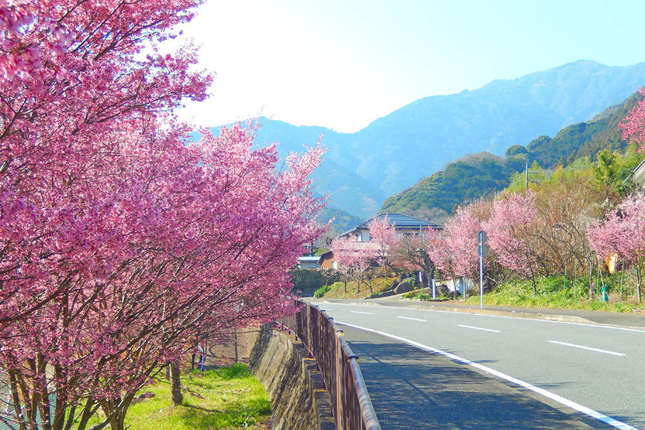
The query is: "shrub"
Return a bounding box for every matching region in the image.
[314,284,332,298]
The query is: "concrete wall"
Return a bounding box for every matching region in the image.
[249,325,335,430]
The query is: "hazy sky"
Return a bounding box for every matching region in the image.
[177,0,645,132]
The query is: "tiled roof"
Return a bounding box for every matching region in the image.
[338,213,441,238]
[356,213,441,229]
[297,256,321,262]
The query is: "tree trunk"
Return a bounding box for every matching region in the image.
[170,361,183,406]
[234,331,239,363]
[8,371,27,430]
[108,411,126,430]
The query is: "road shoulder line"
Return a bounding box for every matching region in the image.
[336,320,637,430]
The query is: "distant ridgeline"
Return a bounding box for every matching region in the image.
[318,206,362,233]
[381,92,643,222]
[211,61,645,221]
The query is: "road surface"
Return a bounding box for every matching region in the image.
[316,300,645,429]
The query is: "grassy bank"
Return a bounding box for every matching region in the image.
[463,276,645,312]
[84,364,271,429]
[314,276,398,299]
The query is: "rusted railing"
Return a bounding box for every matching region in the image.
[281,302,381,430]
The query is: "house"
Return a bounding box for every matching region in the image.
[631,159,645,188]
[326,213,442,269]
[339,213,442,242]
[319,251,334,269]
[297,255,322,270]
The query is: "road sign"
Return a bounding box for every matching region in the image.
[478,243,488,257]
[478,230,487,244]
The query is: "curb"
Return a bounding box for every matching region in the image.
[313,299,600,326]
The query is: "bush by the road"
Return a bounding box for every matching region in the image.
[465,275,645,312]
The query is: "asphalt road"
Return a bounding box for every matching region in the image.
[315,301,645,429]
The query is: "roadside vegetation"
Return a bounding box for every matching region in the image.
[464,275,645,312]
[318,93,645,313]
[402,289,449,301]
[314,276,398,299]
[82,364,271,430]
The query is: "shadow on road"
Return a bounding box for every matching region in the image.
[341,326,609,429]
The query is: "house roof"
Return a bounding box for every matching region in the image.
[632,159,645,186]
[338,213,441,238]
[357,213,440,229]
[297,255,321,263]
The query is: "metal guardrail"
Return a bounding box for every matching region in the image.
[281,302,381,430]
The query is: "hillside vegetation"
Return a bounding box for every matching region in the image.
[381,92,644,221]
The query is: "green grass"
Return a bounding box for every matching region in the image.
[402,289,449,301]
[315,276,399,299]
[82,364,270,429]
[313,284,332,298]
[465,275,645,312]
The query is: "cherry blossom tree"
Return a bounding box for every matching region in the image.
[367,215,398,276]
[484,192,541,293]
[0,2,326,429]
[330,236,378,294]
[442,205,482,279]
[587,193,645,302]
[389,230,440,290]
[0,0,211,327]
[619,88,645,152]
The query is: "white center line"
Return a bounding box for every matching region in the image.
[458,324,500,333]
[548,340,625,357]
[350,310,374,315]
[397,316,426,322]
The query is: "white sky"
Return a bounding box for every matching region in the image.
[176,0,645,133]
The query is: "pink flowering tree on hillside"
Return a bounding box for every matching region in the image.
[426,204,485,298]
[620,88,645,152]
[484,192,541,293]
[330,237,378,294]
[0,122,325,430]
[0,2,326,429]
[442,205,482,280]
[330,236,355,293]
[388,228,441,291]
[0,0,210,327]
[587,194,645,302]
[367,216,398,276]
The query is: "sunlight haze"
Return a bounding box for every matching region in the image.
[178,0,645,132]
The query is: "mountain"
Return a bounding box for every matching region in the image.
[381,152,525,221]
[525,93,642,168]
[213,60,645,219]
[380,92,643,221]
[317,206,362,234]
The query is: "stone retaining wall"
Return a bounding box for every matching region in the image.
[249,325,335,430]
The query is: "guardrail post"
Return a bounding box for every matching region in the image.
[335,329,344,430]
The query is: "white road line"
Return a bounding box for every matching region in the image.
[335,320,637,430]
[457,324,500,333]
[314,301,645,333]
[350,310,374,315]
[548,340,625,357]
[397,316,426,322]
